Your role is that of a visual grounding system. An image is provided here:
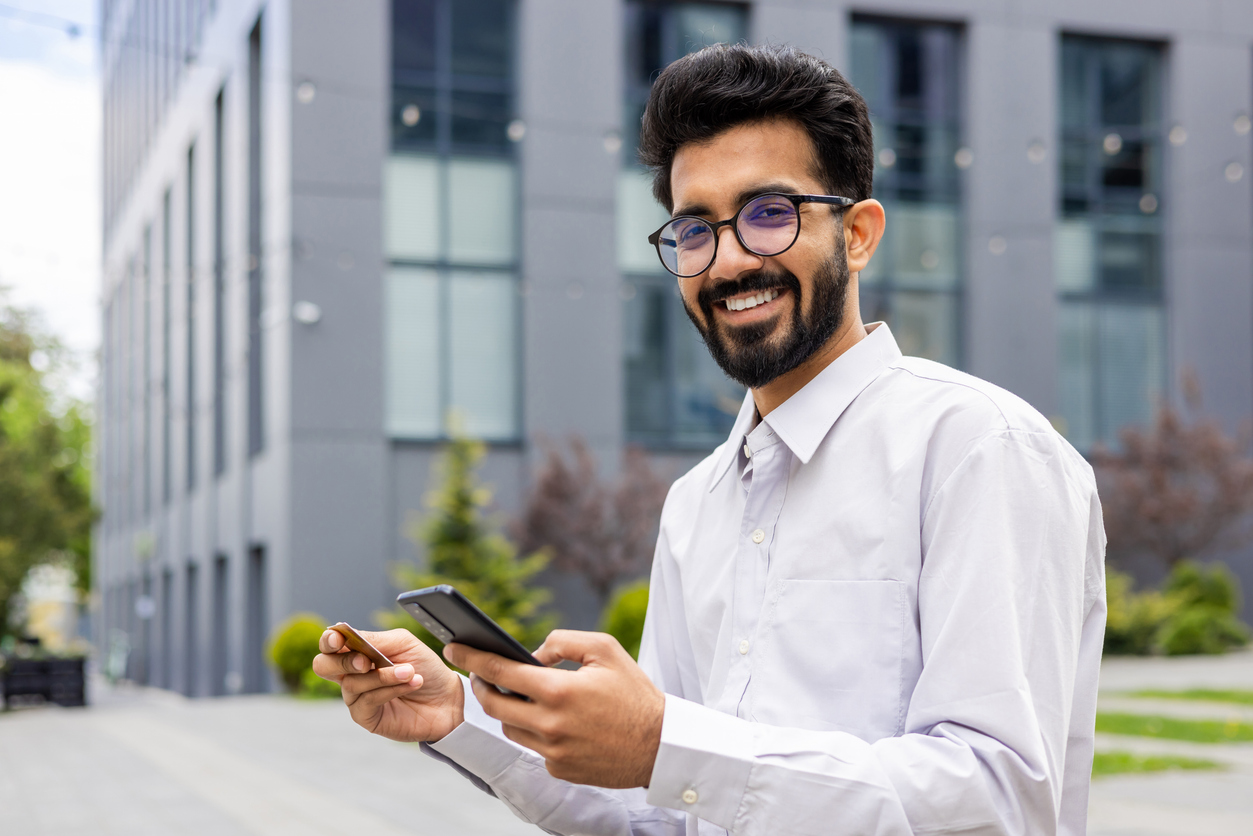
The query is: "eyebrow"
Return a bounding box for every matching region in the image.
[672,181,804,219]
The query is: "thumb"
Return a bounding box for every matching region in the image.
[534,629,623,668]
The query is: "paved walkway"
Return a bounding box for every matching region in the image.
[4,652,1253,835]
[0,676,538,836]
[1088,649,1253,836]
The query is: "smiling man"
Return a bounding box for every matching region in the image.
[314,44,1106,836]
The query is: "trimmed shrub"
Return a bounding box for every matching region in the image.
[1104,562,1251,656]
[1157,561,1250,655]
[299,666,343,699]
[600,580,649,660]
[1104,570,1179,656]
[268,612,326,692]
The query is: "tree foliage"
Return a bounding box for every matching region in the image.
[1093,375,1253,568]
[513,437,668,607]
[379,434,554,654]
[0,297,94,638]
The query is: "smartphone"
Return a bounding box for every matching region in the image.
[397,585,542,668]
[327,622,394,669]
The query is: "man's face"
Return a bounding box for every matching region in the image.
[669,119,850,389]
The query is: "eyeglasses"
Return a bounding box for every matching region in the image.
[647,193,855,278]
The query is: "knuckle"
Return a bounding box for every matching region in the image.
[535,713,564,741]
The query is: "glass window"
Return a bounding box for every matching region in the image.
[1057,36,1164,451]
[386,0,520,440]
[449,271,517,439]
[850,18,963,367]
[448,158,515,264]
[384,155,441,261]
[386,267,441,437]
[620,1,749,449]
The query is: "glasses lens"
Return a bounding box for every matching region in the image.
[737,195,799,256]
[658,217,715,277]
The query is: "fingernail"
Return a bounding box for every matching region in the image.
[442,646,453,661]
[393,664,414,682]
[353,655,369,672]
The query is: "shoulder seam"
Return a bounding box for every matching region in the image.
[890,361,1015,429]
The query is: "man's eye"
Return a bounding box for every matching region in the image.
[677,224,710,245]
[747,204,792,222]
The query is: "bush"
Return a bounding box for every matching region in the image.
[1104,562,1251,656]
[600,580,649,660]
[1157,606,1250,656]
[268,612,326,692]
[1104,570,1179,655]
[299,666,343,699]
[1157,561,1250,655]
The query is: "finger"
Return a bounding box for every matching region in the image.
[533,630,621,668]
[469,673,546,729]
[313,650,374,679]
[320,629,346,654]
[346,677,426,717]
[339,663,420,704]
[445,644,549,697]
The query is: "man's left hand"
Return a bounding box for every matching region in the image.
[444,630,664,788]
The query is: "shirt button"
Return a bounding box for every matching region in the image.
[739,639,750,655]
[751,529,765,544]
[682,788,699,805]
[743,443,752,458]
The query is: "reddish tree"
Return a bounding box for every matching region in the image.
[513,437,669,606]
[1093,375,1253,567]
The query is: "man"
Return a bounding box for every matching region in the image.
[314,44,1105,835]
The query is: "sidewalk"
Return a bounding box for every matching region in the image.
[6,654,1253,835]
[1088,650,1253,836]
[0,676,539,836]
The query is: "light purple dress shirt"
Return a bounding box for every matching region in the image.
[427,323,1107,836]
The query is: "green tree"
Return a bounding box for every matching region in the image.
[378,434,554,655]
[0,296,94,639]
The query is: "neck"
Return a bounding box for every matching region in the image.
[750,300,867,417]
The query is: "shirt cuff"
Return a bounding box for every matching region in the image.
[646,693,755,830]
[425,674,529,783]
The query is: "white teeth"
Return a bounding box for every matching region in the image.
[725,289,779,311]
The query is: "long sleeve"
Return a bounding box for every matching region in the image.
[641,429,1106,836]
[423,519,694,835]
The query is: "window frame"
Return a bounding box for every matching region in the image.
[386,0,524,443]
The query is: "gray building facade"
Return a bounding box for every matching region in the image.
[96,0,1253,695]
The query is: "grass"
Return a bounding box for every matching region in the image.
[1092,751,1224,777]
[1129,689,1253,706]
[1095,712,1253,743]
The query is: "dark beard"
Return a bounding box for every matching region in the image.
[682,251,849,389]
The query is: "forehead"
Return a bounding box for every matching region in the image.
[670,119,822,213]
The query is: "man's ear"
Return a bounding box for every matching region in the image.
[843,200,886,274]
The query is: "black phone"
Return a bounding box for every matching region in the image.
[397,585,543,668]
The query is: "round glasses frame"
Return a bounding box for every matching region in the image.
[647,193,855,278]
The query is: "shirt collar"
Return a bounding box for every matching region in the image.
[709,322,902,491]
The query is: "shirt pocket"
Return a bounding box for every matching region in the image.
[751,579,906,741]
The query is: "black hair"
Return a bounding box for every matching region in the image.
[638,43,874,211]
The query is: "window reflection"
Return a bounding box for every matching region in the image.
[1056,36,1164,451]
[851,18,963,366]
[386,0,519,440]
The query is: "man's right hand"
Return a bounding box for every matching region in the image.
[312,628,465,743]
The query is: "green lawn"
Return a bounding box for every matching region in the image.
[1130,689,1253,706]
[1092,751,1224,777]
[1096,712,1253,742]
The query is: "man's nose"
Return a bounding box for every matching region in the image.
[708,224,763,281]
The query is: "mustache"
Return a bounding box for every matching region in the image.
[697,269,802,309]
